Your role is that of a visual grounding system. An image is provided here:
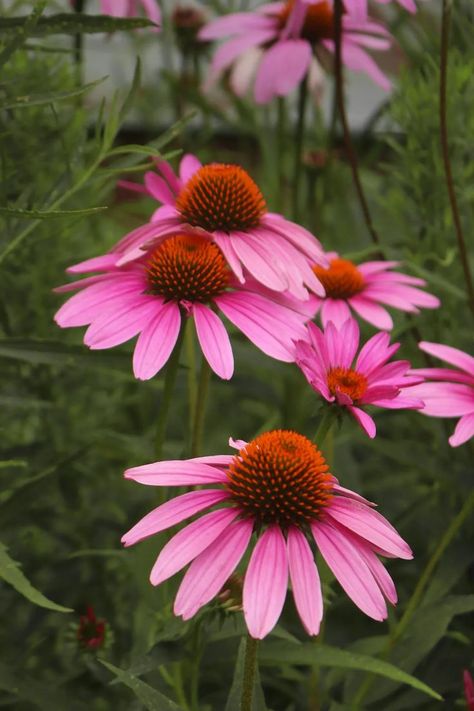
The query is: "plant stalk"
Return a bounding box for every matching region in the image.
[191,358,212,457]
[155,322,186,459]
[292,76,309,220]
[240,635,259,711]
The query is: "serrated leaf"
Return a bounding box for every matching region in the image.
[0,14,158,38]
[259,641,441,700]
[225,638,267,711]
[99,660,183,711]
[0,542,72,613]
[0,205,106,218]
[0,77,106,111]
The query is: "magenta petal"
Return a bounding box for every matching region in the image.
[121,489,229,547]
[84,297,158,349]
[287,527,323,636]
[55,276,144,328]
[349,295,393,330]
[67,253,117,274]
[133,301,181,380]
[320,299,352,329]
[311,519,387,621]
[243,525,288,639]
[179,154,202,183]
[193,303,234,380]
[124,460,229,486]
[419,341,474,375]
[174,518,253,620]
[150,507,239,586]
[254,39,312,104]
[449,412,474,447]
[350,406,377,438]
[144,172,176,204]
[356,542,398,605]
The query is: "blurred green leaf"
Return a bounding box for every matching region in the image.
[0,205,106,218]
[0,339,133,373]
[0,1,46,67]
[0,662,87,710]
[0,542,72,613]
[0,14,158,38]
[0,77,106,111]
[99,660,183,711]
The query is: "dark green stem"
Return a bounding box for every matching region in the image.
[292,76,309,220]
[191,358,212,457]
[333,0,382,252]
[439,0,474,315]
[313,408,338,448]
[73,0,85,85]
[240,635,259,711]
[155,323,186,459]
[353,490,474,707]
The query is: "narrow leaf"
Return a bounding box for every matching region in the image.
[99,660,183,711]
[0,205,106,218]
[1,77,106,111]
[0,14,158,38]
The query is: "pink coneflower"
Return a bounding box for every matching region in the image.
[55,233,309,380]
[77,606,106,650]
[198,0,392,104]
[311,252,440,330]
[408,342,474,447]
[122,429,412,638]
[294,319,424,437]
[108,154,327,300]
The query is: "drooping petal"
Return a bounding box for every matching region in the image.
[150,508,240,586]
[419,342,474,375]
[449,412,474,447]
[124,460,229,486]
[350,406,377,438]
[287,527,323,636]
[193,303,234,380]
[144,172,176,204]
[320,299,352,329]
[349,295,393,330]
[133,301,181,380]
[121,489,230,547]
[254,39,312,104]
[84,297,158,349]
[243,525,288,639]
[174,518,253,620]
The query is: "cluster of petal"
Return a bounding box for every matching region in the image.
[199,0,393,104]
[409,342,474,447]
[312,252,440,331]
[54,244,309,381]
[295,319,424,437]
[115,154,327,300]
[122,434,412,639]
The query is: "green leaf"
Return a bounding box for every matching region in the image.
[99,660,184,711]
[0,338,133,373]
[0,14,158,39]
[0,205,107,218]
[0,661,87,710]
[0,1,46,67]
[225,638,268,711]
[0,77,107,111]
[0,542,72,613]
[259,641,442,701]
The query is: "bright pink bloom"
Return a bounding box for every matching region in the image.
[55,233,310,381]
[408,342,474,447]
[199,0,393,103]
[311,252,440,330]
[465,670,474,711]
[122,429,412,638]
[295,319,424,438]
[109,154,327,300]
[97,0,161,28]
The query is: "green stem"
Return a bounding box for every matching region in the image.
[276,96,286,208]
[333,0,382,252]
[439,0,474,315]
[352,490,474,708]
[291,76,309,221]
[313,408,338,448]
[155,323,185,459]
[240,635,259,711]
[191,358,212,458]
[185,319,197,448]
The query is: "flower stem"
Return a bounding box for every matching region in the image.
[292,76,309,221]
[240,635,259,711]
[352,490,474,708]
[313,408,338,448]
[185,319,197,447]
[333,0,382,252]
[155,323,186,459]
[191,358,212,457]
[439,0,474,315]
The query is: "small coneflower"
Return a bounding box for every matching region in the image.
[311,252,440,330]
[294,319,424,438]
[408,342,474,447]
[122,429,412,638]
[110,154,327,300]
[77,606,106,650]
[198,0,392,104]
[55,233,309,380]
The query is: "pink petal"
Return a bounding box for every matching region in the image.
[193,303,234,380]
[133,301,181,380]
[254,39,312,104]
[408,382,474,417]
[311,519,387,621]
[350,406,377,438]
[199,12,276,40]
[67,254,117,274]
[179,154,202,184]
[355,332,398,376]
[243,525,288,639]
[121,489,230,547]
[321,299,352,329]
[349,295,393,330]
[288,527,323,636]
[150,507,240,586]
[419,342,474,375]
[231,232,289,291]
[333,483,376,507]
[84,297,158,349]
[356,541,398,605]
[156,160,181,195]
[449,412,474,447]
[124,460,229,486]
[144,172,176,204]
[174,519,253,619]
[213,232,245,282]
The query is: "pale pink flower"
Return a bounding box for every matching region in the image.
[408,342,474,447]
[122,429,412,638]
[54,233,310,380]
[311,252,440,330]
[198,0,393,104]
[295,319,424,437]
[109,154,327,300]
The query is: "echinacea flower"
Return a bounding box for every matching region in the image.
[295,319,424,437]
[311,252,440,330]
[77,606,106,650]
[199,0,392,104]
[408,342,474,447]
[111,153,327,300]
[464,670,474,711]
[122,429,412,638]
[55,233,309,380]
